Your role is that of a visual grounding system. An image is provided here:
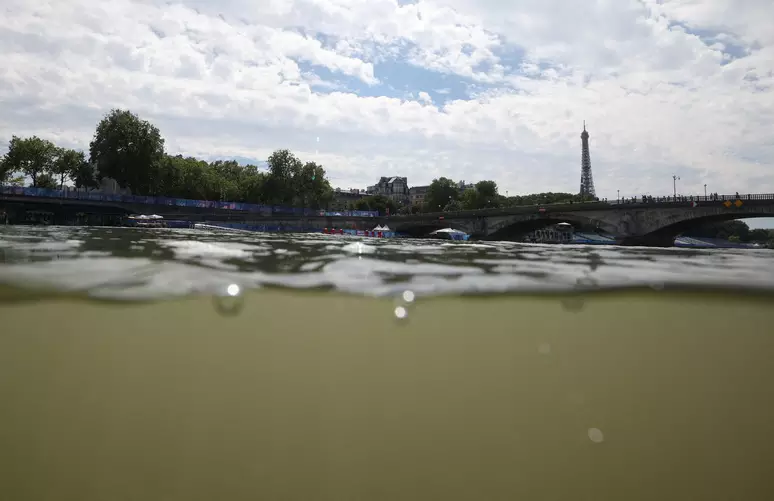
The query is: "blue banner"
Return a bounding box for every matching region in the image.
[0,185,380,218]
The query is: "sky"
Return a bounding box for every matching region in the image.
[1,0,773,226]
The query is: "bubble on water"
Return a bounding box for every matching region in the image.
[588,428,604,443]
[538,343,551,355]
[402,290,415,303]
[213,283,245,317]
[394,305,408,320]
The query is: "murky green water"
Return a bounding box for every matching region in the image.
[1,226,774,500]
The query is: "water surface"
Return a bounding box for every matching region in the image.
[1,226,773,501]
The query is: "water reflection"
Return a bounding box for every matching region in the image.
[0,225,773,301]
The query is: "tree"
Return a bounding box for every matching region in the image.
[424,177,459,212]
[684,220,751,241]
[502,192,586,207]
[265,149,303,205]
[444,199,463,212]
[36,172,58,190]
[73,161,99,191]
[748,228,773,243]
[52,148,88,189]
[461,180,500,210]
[0,157,10,183]
[2,136,57,186]
[89,109,165,195]
[351,195,397,215]
[6,175,25,187]
[296,161,333,209]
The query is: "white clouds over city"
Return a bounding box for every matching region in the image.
[0,0,772,198]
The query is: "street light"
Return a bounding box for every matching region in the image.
[617,189,620,203]
[704,184,707,198]
[672,175,680,199]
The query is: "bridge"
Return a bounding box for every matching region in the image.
[386,194,774,246]
[3,186,773,246]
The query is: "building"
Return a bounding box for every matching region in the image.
[330,188,367,211]
[409,185,429,206]
[367,176,409,204]
[579,121,596,197]
[457,180,475,192]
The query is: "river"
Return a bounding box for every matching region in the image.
[1,225,774,500]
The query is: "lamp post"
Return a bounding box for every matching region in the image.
[672,175,680,199]
[617,189,620,203]
[704,184,707,198]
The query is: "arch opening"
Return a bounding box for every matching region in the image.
[625,212,774,247]
[485,216,615,242]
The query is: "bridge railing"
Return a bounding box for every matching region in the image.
[389,193,774,219]
[609,193,774,204]
[0,185,379,218]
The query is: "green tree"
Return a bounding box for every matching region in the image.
[240,166,269,204]
[296,161,333,209]
[52,148,88,189]
[2,136,58,186]
[748,228,774,243]
[351,195,396,215]
[6,175,25,187]
[89,109,165,195]
[0,157,9,183]
[461,180,500,210]
[444,199,463,212]
[73,161,99,191]
[36,172,58,190]
[684,220,750,241]
[502,192,587,207]
[265,150,303,205]
[424,177,459,212]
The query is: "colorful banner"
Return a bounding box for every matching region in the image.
[0,185,379,218]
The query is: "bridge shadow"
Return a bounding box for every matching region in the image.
[483,217,603,241]
[398,223,453,238]
[623,212,773,247]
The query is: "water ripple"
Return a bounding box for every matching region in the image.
[1,226,773,301]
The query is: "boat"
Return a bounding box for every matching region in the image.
[524,223,574,243]
[125,214,167,228]
[428,228,469,241]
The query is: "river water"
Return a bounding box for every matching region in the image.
[1,225,774,500]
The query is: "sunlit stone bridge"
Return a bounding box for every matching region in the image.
[387,194,774,246]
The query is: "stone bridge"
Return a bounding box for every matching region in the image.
[387,196,774,246]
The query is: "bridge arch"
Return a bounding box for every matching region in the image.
[623,211,774,246]
[484,213,619,241]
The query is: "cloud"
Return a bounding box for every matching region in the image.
[0,0,773,203]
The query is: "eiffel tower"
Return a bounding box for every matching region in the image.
[579,121,596,198]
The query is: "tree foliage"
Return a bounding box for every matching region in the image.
[2,136,58,186]
[35,172,58,190]
[424,177,460,212]
[502,192,592,207]
[460,180,500,210]
[350,195,397,215]
[89,109,165,195]
[53,149,88,190]
[683,220,774,244]
[1,110,336,209]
